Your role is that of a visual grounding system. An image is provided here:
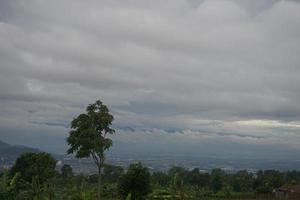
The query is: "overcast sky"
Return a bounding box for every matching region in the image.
[0,0,300,157]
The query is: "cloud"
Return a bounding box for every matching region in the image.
[0,0,300,155]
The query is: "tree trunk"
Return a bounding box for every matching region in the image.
[48,179,54,200]
[131,192,135,200]
[32,176,40,200]
[97,164,102,200]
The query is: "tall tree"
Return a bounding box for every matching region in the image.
[118,162,151,200]
[67,100,115,200]
[211,169,224,193]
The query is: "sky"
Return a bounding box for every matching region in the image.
[0,0,300,158]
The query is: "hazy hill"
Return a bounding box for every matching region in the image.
[0,140,40,169]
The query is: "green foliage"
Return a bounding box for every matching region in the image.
[60,174,95,200]
[151,171,170,187]
[6,152,56,200]
[172,172,184,193]
[2,161,300,199]
[232,170,254,192]
[118,162,151,200]
[253,170,284,194]
[67,100,115,160]
[168,167,186,178]
[216,186,233,198]
[61,164,73,180]
[9,172,30,196]
[187,168,210,187]
[10,152,57,185]
[0,170,13,199]
[211,169,224,193]
[102,183,118,199]
[102,164,124,183]
[285,170,300,184]
[148,188,172,199]
[67,100,115,200]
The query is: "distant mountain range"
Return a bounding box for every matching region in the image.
[0,140,40,169]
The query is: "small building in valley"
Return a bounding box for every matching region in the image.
[277,184,300,199]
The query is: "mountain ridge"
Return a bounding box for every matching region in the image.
[0,139,40,169]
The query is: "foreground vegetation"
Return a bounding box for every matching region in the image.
[0,100,299,199]
[1,151,300,199]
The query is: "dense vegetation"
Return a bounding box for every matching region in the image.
[1,155,300,199]
[0,100,299,199]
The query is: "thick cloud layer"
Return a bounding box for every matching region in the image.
[0,0,300,156]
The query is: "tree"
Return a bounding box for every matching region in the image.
[67,100,115,200]
[61,164,73,180]
[0,170,14,199]
[10,152,57,200]
[118,162,151,200]
[264,170,284,189]
[151,171,170,187]
[172,172,185,200]
[168,166,187,199]
[211,169,224,193]
[168,166,186,178]
[233,170,253,192]
[102,164,124,183]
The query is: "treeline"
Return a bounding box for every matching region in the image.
[1,100,299,200]
[1,152,300,199]
[151,167,300,198]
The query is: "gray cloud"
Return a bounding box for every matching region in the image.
[0,0,300,155]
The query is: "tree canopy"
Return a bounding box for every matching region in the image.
[10,152,56,184]
[67,100,115,160]
[118,162,151,200]
[67,100,115,200]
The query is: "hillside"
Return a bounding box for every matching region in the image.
[0,140,40,169]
